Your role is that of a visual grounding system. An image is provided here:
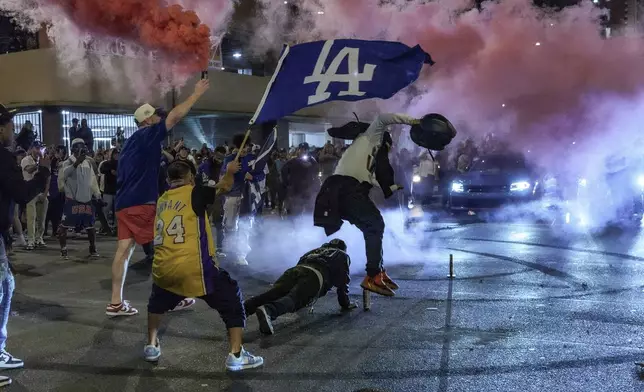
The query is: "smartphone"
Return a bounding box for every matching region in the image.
[201,71,208,80]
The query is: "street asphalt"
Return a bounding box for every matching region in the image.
[5,216,644,392]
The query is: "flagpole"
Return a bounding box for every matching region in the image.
[234,44,290,160]
[249,44,291,126]
[234,130,252,160]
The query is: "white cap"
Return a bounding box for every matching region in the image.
[134,103,156,123]
[71,138,85,146]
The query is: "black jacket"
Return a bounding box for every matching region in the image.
[100,159,118,195]
[297,244,351,308]
[0,147,50,233]
[281,156,320,197]
[314,175,370,236]
[374,132,398,199]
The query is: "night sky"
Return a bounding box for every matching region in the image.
[476,0,582,7]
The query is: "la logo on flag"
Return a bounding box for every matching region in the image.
[304,40,377,105]
[249,38,434,125]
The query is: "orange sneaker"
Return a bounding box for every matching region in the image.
[382,270,399,290]
[360,273,395,297]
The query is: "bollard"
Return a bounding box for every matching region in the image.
[448,254,455,279]
[363,289,371,311]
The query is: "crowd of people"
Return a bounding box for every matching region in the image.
[0,122,356,258]
[0,77,459,387]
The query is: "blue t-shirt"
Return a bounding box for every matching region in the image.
[221,153,265,197]
[115,122,167,211]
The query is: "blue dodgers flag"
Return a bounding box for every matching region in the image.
[246,127,277,215]
[250,127,277,171]
[250,39,433,125]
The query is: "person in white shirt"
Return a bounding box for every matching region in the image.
[57,139,102,260]
[314,113,421,297]
[21,142,48,250]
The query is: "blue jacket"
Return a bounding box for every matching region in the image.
[115,122,167,211]
[221,153,265,197]
[198,160,211,176]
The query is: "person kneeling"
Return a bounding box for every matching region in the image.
[145,159,263,372]
[244,239,357,335]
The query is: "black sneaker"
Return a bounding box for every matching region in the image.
[61,249,69,260]
[0,350,24,369]
[256,306,274,335]
[89,249,100,258]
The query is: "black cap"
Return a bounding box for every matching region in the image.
[326,238,347,251]
[0,104,16,126]
[298,142,310,151]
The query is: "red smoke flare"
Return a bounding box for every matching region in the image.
[44,0,211,74]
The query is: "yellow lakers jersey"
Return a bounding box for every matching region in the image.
[152,184,217,297]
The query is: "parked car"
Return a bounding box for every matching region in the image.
[447,154,543,212]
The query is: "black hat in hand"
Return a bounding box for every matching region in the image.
[410,113,457,151]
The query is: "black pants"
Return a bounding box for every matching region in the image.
[244,266,320,318]
[339,182,385,277]
[46,194,65,235]
[207,197,224,250]
[148,269,246,329]
[286,193,314,217]
[268,185,278,209]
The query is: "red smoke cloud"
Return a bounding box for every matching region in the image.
[44,0,212,73]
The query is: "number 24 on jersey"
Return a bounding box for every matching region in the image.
[154,215,186,246]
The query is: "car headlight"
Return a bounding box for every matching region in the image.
[578,178,587,187]
[510,181,531,191]
[637,174,644,188]
[451,182,464,193]
[412,175,421,183]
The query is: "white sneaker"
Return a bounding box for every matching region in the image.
[106,301,139,317]
[169,298,196,312]
[235,258,249,266]
[143,341,161,362]
[225,347,263,371]
[0,350,24,369]
[0,375,11,387]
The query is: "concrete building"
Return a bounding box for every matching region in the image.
[605,0,643,27]
[0,21,338,151]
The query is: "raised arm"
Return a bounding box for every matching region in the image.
[165,79,210,130]
[365,113,419,145]
[215,160,240,195]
